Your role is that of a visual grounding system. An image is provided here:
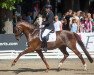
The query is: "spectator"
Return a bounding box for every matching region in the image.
[61,18,69,30]
[12,14,17,28]
[26,12,33,24]
[70,19,78,33]
[64,10,73,30]
[84,13,93,32]
[92,13,94,31]
[79,12,86,32]
[54,15,62,31]
[69,12,80,32]
[92,13,94,21]
[17,16,23,22]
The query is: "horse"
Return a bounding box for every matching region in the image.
[11,18,93,71]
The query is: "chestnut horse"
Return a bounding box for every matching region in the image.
[12,21,93,71]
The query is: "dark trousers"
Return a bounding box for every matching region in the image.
[42,37,47,52]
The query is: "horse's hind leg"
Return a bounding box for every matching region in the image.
[73,48,87,70]
[36,50,50,72]
[11,47,33,66]
[58,46,69,70]
[69,45,87,70]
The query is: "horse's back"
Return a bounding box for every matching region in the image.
[56,30,75,39]
[55,30,77,45]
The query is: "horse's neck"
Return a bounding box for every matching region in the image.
[23,29,33,42]
[24,29,39,42]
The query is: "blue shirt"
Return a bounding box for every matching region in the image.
[71,23,78,33]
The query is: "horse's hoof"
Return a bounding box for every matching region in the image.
[84,64,87,71]
[47,66,50,70]
[57,67,60,71]
[57,67,61,71]
[45,69,49,72]
[84,68,87,71]
[11,60,17,67]
[11,63,15,67]
[11,62,15,67]
[11,62,16,66]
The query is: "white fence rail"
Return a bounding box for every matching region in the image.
[0,49,94,59]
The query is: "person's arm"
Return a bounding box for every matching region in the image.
[42,13,54,25]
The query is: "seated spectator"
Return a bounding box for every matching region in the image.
[54,15,62,31]
[70,19,78,33]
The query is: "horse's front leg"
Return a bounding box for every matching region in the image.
[11,47,33,66]
[36,50,50,72]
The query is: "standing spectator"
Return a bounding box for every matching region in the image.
[70,19,78,33]
[84,13,93,32]
[22,14,27,21]
[12,14,17,28]
[65,10,73,30]
[61,18,68,30]
[92,13,94,21]
[17,16,23,22]
[33,4,39,20]
[26,12,33,24]
[92,13,94,31]
[79,12,86,32]
[54,15,62,31]
[69,12,80,32]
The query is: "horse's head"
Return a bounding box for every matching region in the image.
[14,21,35,41]
[13,24,23,41]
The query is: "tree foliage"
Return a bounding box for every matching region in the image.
[0,0,22,10]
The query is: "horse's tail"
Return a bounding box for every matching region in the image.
[74,32,93,63]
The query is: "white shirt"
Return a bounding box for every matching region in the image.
[54,21,62,31]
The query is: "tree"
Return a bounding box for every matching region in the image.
[0,0,22,10]
[0,0,22,34]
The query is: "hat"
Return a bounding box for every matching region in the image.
[45,4,52,9]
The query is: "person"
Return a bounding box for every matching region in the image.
[26,12,33,24]
[84,13,93,32]
[69,12,80,32]
[12,14,17,28]
[42,4,54,52]
[61,18,68,30]
[54,15,62,31]
[70,19,78,33]
[64,9,73,31]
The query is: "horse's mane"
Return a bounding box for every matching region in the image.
[16,21,36,30]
